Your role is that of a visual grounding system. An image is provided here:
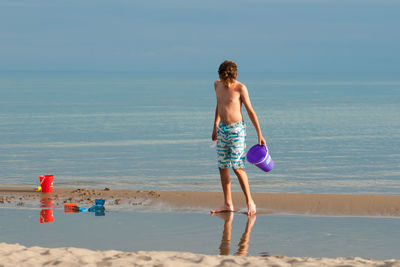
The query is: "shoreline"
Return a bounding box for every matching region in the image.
[1,243,399,267]
[1,186,400,216]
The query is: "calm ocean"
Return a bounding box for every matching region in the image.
[0,72,399,194]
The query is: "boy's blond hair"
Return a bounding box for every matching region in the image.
[218,60,238,87]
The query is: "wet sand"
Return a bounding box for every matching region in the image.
[1,186,400,216]
[2,187,400,266]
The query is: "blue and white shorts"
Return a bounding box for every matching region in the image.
[217,121,246,169]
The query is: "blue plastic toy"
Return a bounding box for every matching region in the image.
[77,199,105,216]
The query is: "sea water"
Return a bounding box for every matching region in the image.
[0,71,399,194]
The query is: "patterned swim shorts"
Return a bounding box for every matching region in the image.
[217,121,246,169]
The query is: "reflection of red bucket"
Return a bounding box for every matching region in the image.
[40,209,54,223]
[40,197,54,208]
[39,175,54,193]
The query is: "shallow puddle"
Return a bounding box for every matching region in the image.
[1,206,400,259]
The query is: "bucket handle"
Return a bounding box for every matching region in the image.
[252,145,270,165]
[40,175,53,185]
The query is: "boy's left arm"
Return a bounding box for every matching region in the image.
[240,85,266,146]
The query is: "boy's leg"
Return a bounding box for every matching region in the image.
[226,121,255,214]
[235,214,256,256]
[233,168,256,215]
[211,168,234,213]
[211,212,234,255]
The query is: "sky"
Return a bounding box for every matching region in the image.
[0,0,399,73]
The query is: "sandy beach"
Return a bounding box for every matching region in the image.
[1,186,400,216]
[1,243,399,267]
[1,187,400,266]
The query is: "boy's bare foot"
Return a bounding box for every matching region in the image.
[211,204,234,214]
[247,201,256,216]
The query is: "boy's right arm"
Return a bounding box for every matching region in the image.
[212,81,220,141]
[212,105,219,141]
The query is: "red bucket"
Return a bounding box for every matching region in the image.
[40,209,54,223]
[39,175,54,193]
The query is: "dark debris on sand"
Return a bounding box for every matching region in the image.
[0,187,161,208]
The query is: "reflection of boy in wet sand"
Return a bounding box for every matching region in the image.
[211,60,266,215]
[213,213,257,256]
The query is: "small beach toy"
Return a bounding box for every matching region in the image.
[92,199,106,216]
[64,203,79,213]
[35,186,42,192]
[246,144,274,172]
[40,209,54,223]
[64,199,106,214]
[95,199,105,206]
[94,209,105,216]
[39,175,54,193]
[88,199,105,212]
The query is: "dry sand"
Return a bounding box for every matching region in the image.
[1,186,400,216]
[1,243,399,267]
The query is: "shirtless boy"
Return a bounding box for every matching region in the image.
[211,60,266,216]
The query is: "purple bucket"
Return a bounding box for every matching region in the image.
[246,144,274,172]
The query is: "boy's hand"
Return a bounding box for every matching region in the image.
[258,135,267,146]
[212,129,217,141]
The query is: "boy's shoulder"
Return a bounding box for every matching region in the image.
[236,81,246,89]
[214,80,246,90]
[214,80,222,87]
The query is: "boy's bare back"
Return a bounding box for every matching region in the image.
[212,60,265,146]
[214,80,246,125]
